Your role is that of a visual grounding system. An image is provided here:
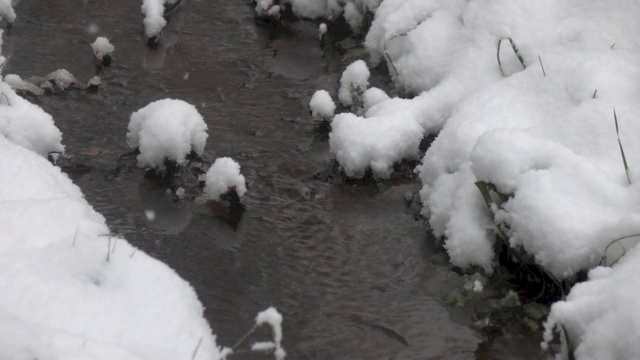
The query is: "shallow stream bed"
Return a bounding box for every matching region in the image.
[6,1,543,358]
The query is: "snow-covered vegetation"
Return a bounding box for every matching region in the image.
[0,127,222,359]
[141,0,181,42]
[0,0,15,27]
[91,37,114,61]
[0,81,64,156]
[307,0,640,357]
[199,157,247,202]
[254,0,381,31]
[127,98,208,170]
[309,89,335,121]
[337,59,369,108]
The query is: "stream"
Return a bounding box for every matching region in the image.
[5,0,543,359]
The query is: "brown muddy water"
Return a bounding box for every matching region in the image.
[5,1,544,359]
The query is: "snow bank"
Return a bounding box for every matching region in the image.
[543,244,640,359]
[0,136,221,359]
[335,0,640,279]
[127,98,208,169]
[199,157,247,202]
[0,81,64,156]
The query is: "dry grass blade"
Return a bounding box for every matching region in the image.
[191,336,203,360]
[614,109,631,184]
[475,181,509,242]
[538,55,546,76]
[383,34,406,77]
[601,233,640,266]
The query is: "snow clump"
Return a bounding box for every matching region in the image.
[127,98,208,169]
[338,59,370,108]
[543,244,640,359]
[91,36,114,61]
[141,0,181,40]
[255,307,286,360]
[362,87,389,113]
[0,0,15,26]
[318,23,327,41]
[0,82,63,156]
[344,2,364,32]
[4,74,44,95]
[329,100,424,178]
[255,0,281,20]
[199,157,247,202]
[309,89,335,121]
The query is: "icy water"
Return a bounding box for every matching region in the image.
[6,1,543,359]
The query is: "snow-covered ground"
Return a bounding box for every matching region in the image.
[0,135,222,359]
[310,0,640,357]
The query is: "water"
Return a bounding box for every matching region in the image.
[5,1,544,359]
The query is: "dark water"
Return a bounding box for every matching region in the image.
[5,1,544,359]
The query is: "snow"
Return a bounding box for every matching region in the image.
[344,2,363,33]
[0,136,222,359]
[316,0,640,356]
[281,0,381,21]
[362,87,389,113]
[0,81,64,156]
[309,89,335,121]
[285,0,342,20]
[255,0,280,19]
[46,69,79,91]
[199,157,247,202]
[338,59,370,108]
[4,74,44,95]
[91,37,114,60]
[318,23,327,40]
[0,0,15,24]
[141,0,179,39]
[255,307,285,360]
[543,244,640,359]
[329,105,424,178]
[127,98,208,169]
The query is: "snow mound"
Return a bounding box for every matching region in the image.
[362,87,389,113]
[412,0,640,279]
[255,307,286,360]
[338,60,370,108]
[127,98,208,169]
[141,0,180,39]
[4,74,44,95]
[91,37,114,60]
[0,0,15,24]
[0,136,222,359]
[200,157,247,202]
[309,89,335,121]
[0,82,64,156]
[329,100,424,178]
[543,244,640,359]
